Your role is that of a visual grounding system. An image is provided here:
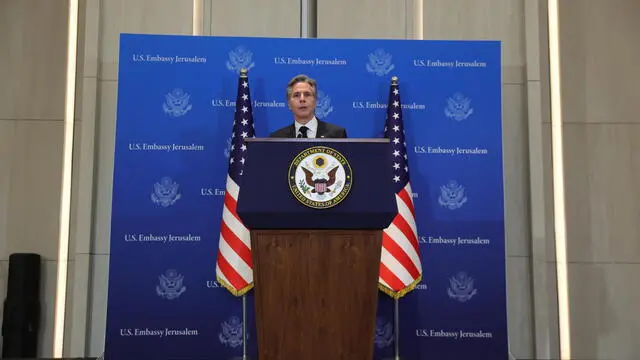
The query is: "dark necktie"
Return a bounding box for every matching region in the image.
[298,126,309,138]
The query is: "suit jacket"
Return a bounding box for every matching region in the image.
[269,119,348,138]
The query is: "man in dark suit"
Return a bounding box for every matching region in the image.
[269,74,347,138]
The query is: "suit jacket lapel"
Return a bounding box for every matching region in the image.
[288,124,296,138]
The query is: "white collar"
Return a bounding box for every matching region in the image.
[295,116,318,134]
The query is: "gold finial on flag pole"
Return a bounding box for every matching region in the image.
[391,76,399,85]
[240,68,248,77]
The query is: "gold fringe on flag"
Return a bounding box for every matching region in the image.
[378,274,423,300]
[216,275,254,297]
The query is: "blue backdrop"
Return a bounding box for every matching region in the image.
[105,33,507,360]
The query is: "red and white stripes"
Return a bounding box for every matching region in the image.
[216,175,253,295]
[379,182,422,298]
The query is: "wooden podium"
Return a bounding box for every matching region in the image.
[237,138,397,360]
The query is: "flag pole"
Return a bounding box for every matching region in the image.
[218,66,254,360]
[240,68,249,360]
[394,297,400,360]
[243,294,248,360]
[240,67,250,360]
[382,74,419,360]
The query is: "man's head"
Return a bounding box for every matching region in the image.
[286,74,317,124]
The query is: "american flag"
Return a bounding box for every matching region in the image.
[379,76,423,299]
[216,69,255,296]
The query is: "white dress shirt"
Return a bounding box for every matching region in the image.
[295,116,318,138]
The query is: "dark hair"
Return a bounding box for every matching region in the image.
[286,74,317,99]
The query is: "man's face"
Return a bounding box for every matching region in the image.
[288,82,316,123]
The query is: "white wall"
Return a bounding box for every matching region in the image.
[0,1,70,357]
[558,1,640,359]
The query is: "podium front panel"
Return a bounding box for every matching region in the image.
[236,138,397,230]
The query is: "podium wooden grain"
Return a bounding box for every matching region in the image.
[250,229,382,360]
